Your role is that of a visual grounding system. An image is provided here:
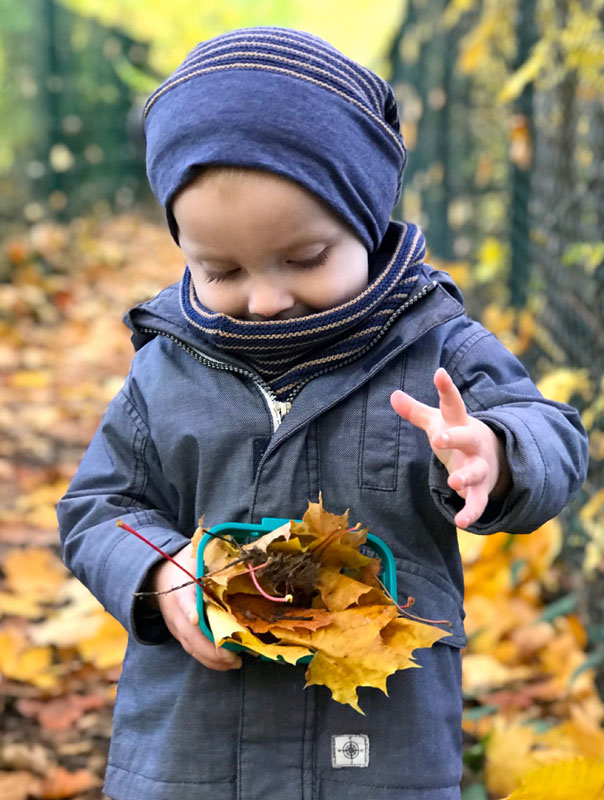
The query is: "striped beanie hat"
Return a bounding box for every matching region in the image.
[143,26,407,252]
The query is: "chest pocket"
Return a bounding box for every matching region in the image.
[358,356,411,491]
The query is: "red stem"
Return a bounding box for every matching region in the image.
[244,560,293,603]
[116,519,204,589]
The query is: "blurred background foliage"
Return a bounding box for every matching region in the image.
[0,0,404,227]
[1,1,604,798]
[390,0,604,584]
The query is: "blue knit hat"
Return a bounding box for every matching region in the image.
[143,27,407,253]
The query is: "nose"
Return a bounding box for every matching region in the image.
[247,279,295,319]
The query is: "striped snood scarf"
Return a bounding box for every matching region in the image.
[180,222,425,401]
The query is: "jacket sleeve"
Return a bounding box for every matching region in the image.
[429,323,589,534]
[57,380,191,643]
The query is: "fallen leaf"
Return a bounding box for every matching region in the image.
[0,770,41,800]
[37,765,98,799]
[2,548,67,601]
[0,742,52,775]
[200,499,451,713]
[76,614,127,670]
[0,628,56,689]
[502,757,604,800]
[16,693,105,732]
[206,603,313,665]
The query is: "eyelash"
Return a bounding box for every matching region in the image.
[204,249,329,284]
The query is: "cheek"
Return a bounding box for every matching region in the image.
[302,257,368,308]
[189,272,243,315]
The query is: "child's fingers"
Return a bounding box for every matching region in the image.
[178,616,242,671]
[390,389,434,432]
[434,368,468,427]
[454,484,489,529]
[431,425,480,454]
[447,459,488,493]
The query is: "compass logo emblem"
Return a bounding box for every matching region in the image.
[331,734,370,768]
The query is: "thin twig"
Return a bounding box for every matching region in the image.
[377,576,452,627]
[133,579,196,598]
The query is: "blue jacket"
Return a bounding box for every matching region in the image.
[58,246,588,800]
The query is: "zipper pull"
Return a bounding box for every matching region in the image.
[274,400,292,425]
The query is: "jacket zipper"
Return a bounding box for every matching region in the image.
[137,280,436,432]
[138,328,291,432]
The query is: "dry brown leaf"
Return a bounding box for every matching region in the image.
[16,693,106,732]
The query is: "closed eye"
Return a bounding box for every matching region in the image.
[289,248,329,270]
[205,268,240,284]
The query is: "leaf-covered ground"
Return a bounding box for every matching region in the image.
[0,216,602,800]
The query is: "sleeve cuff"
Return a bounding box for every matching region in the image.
[98,520,192,644]
[428,448,517,534]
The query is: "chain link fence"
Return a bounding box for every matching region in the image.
[0,0,154,232]
[389,0,604,687]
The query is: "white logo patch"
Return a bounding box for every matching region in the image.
[331,734,370,768]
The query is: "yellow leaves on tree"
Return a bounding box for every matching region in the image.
[201,498,449,714]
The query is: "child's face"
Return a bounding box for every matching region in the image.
[172,169,369,320]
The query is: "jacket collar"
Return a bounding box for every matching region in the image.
[264,265,465,450]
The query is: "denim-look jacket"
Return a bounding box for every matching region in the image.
[58,248,588,800]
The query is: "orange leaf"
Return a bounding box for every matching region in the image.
[37,766,98,799]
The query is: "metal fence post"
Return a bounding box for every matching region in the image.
[508,0,537,308]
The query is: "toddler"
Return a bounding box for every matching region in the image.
[58,27,588,800]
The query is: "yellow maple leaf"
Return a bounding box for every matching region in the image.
[77,614,127,670]
[317,567,375,611]
[305,618,448,714]
[206,602,313,666]
[502,758,604,800]
[2,547,67,601]
[305,647,392,713]
[190,516,205,559]
[201,500,450,713]
[0,628,56,689]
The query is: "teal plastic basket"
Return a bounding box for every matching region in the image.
[196,517,397,664]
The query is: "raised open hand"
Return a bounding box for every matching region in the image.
[390,367,510,529]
